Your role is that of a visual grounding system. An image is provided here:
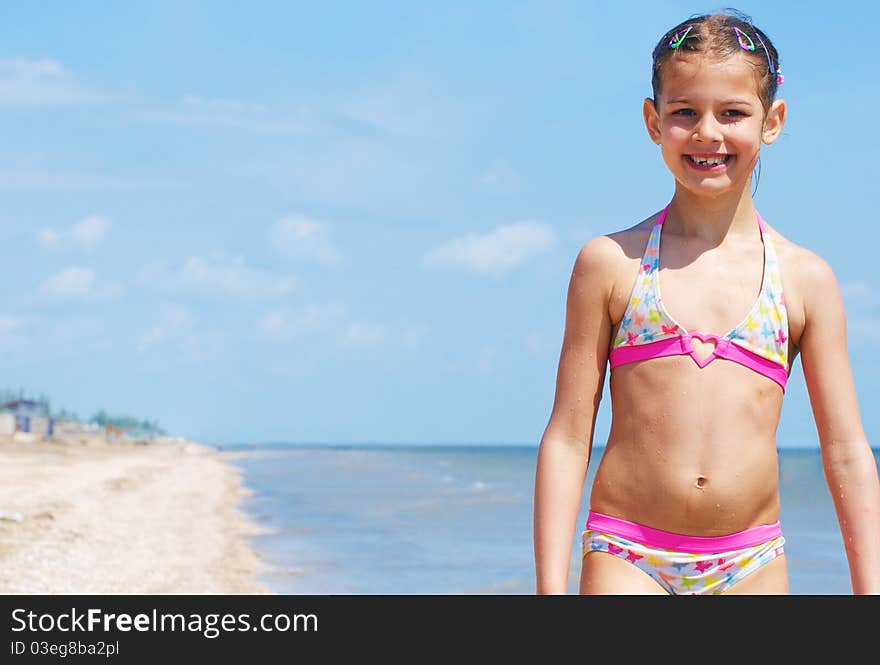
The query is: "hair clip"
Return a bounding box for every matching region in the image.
[732,26,755,51]
[736,26,778,79]
[667,25,693,49]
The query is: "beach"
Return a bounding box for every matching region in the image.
[0,433,270,595]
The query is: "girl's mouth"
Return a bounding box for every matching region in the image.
[685,154,732,171]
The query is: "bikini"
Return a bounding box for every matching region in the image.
[582,513,786,595]
[582,204,790,594]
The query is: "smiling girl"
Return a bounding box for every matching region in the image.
[533,9,880,595]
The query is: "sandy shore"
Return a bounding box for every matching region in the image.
[0,433,272,594]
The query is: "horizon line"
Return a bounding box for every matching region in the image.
[209,440,849,451]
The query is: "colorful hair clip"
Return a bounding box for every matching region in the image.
[736,26,779,80]
[667,25,693,49]
[732,26,755,51]
[754,33,774,73]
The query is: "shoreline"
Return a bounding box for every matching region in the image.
[0,432,273,594]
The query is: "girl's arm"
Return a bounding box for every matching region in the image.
[798,252,880,594]
[534,236,615,594]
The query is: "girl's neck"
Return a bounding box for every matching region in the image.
[665,183,759,244]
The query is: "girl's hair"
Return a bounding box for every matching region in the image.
[651,8,781,114]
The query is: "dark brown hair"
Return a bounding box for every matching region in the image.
[651,8,781,113]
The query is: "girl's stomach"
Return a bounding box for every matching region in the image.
[593,358,784,535]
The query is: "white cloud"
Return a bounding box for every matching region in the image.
[258,303,346,340]
[340,322,386,346]
[39,267,122,300]
[71,216,110,248]
[177,255,297,298]
[142,254,297,299]
[38,215,110,251]
[43,267,94,296]
[0,57,111,106]
[270,216,342,266]
[423,222,556,277]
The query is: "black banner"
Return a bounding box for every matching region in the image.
[0,594,869,661]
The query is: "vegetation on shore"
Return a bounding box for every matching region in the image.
[1,389,167,438]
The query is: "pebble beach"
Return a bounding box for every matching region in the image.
[0,433,270,595]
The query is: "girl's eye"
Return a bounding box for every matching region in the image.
[671,109,746,118]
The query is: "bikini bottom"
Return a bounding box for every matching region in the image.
[581,510,785,595]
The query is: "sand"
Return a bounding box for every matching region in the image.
[0,433,272,594]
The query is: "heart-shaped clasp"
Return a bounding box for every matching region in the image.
[687,333,720,367]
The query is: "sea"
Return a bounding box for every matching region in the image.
[220,443,878,595]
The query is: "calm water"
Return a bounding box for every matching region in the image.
[223,444,876,595]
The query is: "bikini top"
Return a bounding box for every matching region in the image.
[608,204,789,392]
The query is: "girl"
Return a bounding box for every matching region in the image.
[533,9,880,595]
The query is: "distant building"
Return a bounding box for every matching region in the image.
[0,399,54,437]
[54,420,100,437]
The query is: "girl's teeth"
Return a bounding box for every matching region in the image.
[691,156,727,165]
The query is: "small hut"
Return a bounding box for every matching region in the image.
[0,399,54,437]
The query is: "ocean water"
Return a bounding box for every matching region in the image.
[223,444,877,595]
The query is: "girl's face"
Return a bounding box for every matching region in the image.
[643,52,785,199]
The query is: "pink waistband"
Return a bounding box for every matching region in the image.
[585,510,783,553]
[609,335,787,391]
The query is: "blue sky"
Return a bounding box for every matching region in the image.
[0,1,876,447]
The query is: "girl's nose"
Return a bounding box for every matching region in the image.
[693,114,723,143]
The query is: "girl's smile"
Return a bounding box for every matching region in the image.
[685,153,733,171]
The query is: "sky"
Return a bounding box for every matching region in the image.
[0,1,877,447]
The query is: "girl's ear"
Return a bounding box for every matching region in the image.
[762,99,786,145]
[643,97,662,145]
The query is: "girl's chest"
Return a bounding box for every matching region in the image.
[609,233,805,364]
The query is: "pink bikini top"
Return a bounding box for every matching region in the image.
[608,205,789,392]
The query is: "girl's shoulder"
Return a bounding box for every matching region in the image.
[572,211,662,312]
[762,220,837,289]
[577,210,660,263]
[761,220,842,349]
